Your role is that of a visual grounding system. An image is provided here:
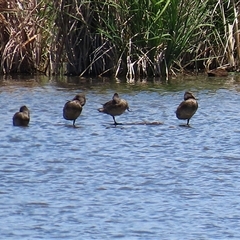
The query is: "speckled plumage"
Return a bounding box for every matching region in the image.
[176,91,198,125]
[63,93,86,126]
[98,93,129,125]
[13,105,30,126]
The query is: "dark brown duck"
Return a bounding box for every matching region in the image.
[13,105,30,126]
[98,93,129,125]
[176,91,198,125]
[63,93,86,126]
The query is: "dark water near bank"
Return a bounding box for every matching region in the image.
[1,74,240,239]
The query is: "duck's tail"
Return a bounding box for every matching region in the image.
[98,108,104,112]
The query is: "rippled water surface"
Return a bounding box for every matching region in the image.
[1,75,240,239]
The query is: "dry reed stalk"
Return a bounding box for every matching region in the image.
[51,0,117,76]
[0,13,10,54]
[0,0,41,74]
[232,0,240,66]
[126,39,135,81]
[224,24,235,67]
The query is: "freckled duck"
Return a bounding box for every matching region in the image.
[176,91,198,125]
[13,105,30,126]
[63,93,86,126]
[98,93,130,125]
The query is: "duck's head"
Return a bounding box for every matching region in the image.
[19,105,29,113]
[74,93,86,106]
[184,91,197,100]
[113,93,120,100]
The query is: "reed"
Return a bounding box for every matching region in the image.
[95,0,172,79]
[0,0,52,74]
[0,0,37,73]
[0,0,239,79]
[208,0,240,70]
[96,0,214,79]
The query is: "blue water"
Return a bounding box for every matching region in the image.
[1,75,240,239]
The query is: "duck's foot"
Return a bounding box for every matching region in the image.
[179,124,191,128]
[113,122,123,125]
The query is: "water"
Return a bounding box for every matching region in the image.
[1,74,240,239]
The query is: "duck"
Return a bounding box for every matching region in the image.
[176,91,198,125]
[63,93,86,126]
[13,105,30,126]
[98,93,130,125]
[207,68,228,77]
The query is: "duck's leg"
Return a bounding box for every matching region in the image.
[113,116,118,125]
[73,119,76,127]
[187,119,190,125]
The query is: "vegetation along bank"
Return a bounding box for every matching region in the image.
[0,0,239,80]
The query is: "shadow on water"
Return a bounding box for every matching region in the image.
[63,124,82,129]
[50,73,240,94]
[102,121,164,129]
[124,121,163,125]
[110,121,164,126]
[1,72,239,93]
[178,123,192,128]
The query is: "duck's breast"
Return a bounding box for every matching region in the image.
[13,112,30,126]
[63,101,82,120]
[176,99,198,119]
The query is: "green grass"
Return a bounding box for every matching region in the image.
[0,0,239,79]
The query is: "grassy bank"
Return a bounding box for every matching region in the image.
[0,0,239,80]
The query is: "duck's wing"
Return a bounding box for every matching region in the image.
[102,99,113,109]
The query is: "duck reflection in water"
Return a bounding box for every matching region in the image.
[176,91,198,126]
[13,105,30,126]
[63,93,86,127]
[98,93,130,125]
